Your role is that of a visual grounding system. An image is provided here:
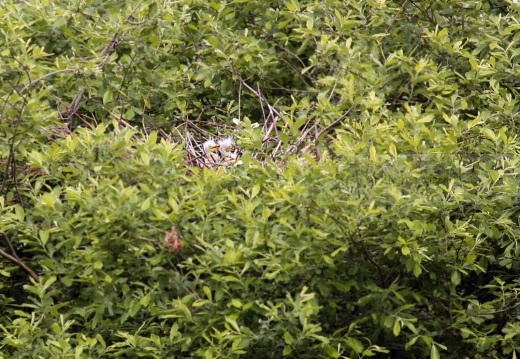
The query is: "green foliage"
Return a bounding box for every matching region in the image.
[2,0,520,358]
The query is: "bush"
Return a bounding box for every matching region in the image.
[2,0,520,358]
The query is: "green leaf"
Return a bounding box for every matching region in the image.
[95,334,106,349]
[43,192,58,207]
[302,152,316,166]
[417,114,434,123]
[430,344,440,359]
[225,314,240,332]
[413,263,422,277]
[283,346,293,356]
[284,332,294,345]
[362,349,376,356]
[231,299,242,308]
[347,337,364,353]
[451,270,461,286]
[146,131,157,147]
[129,302,142,317]
[203,286,212,301]
[103,88,113,104]
[42,276,57,293]
[369,144,377,161]
[322,255,334,266]
[469,58,479,70]
[241,151,251,167]
[140,152,150,166]
[141,197,152,211]
[278,17,294,29]
[140,293,151,307]
[39,230,49,246]
[251,183,260,199]
[490,170,500,182]
[14,204,25,221]
[393,319,401,336]
[286,2,298,11]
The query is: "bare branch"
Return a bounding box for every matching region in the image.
[1,234,40,283]
[20,69,76,94]
[237,78,288,126]
[379,0,409,45]
[126,0,144,22]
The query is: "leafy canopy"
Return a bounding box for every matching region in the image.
[2,0,520,358]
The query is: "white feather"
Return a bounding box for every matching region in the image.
[203,139,219,154]
[218,137,237,159]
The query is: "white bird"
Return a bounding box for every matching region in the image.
[203,138,220,153]
[218,137,238,160]
[203,138,221,166]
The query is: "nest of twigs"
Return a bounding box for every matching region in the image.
[177,112,329,171]
[183,133,243,169]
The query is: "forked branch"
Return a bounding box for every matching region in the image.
[1,233,40,283]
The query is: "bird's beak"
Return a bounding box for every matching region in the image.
[208,144,220,153]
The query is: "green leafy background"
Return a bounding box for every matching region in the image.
[2,0,520,358]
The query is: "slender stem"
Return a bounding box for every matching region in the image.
[1,234,40,283]
[308,200,387,288]
[20,69,76,94]
[379,0,409,45]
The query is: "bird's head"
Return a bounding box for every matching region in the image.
[203,139,220,154]
[218,137,238,158]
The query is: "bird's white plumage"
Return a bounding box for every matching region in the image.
[218,137,237,159]
[203,138,219,154]
[200,136,240,168]
[218,136,234,149]
[202,138,221,166]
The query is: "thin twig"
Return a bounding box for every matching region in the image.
[309,200,388,288]
[314,126,321,162]
[256,83,268,126]
[388,78,412,111]
[1,63,28,201]
[379,0,409,45]
[327,74,340,103]
[238,78,288,126]
[1,234,40,283]
[100,105,138,130]
[20,69,76,94]
[66,19,126,124]
[238,80,242,121]
[315,108,353,140]
[262,116,278,143]
[125,0,144,21]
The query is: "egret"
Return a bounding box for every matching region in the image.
[218,136,241,166]
[203,138,221,166]
[218,137,238,160]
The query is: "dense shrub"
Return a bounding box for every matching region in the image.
[2,0,520,358]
